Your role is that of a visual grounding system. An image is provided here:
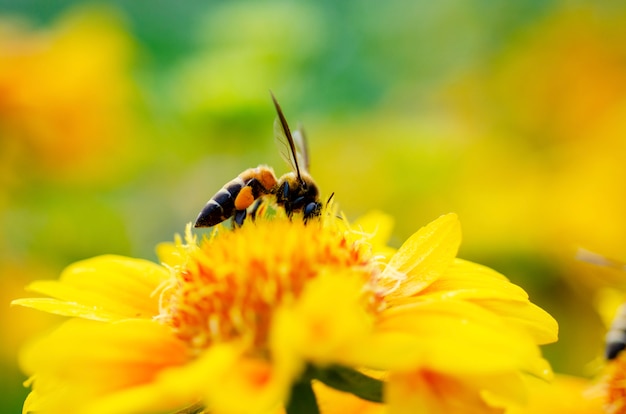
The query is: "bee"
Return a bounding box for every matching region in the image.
[607,303,626,360]
[577,249,626,360]
[194,93,322,228]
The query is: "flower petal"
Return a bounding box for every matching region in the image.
[99,341,290,414]
[156,223,199,270]
[352,210,396,260]
[88,343,290,414]
[386,370,526,414]
[474,299,558,345]
[271,270,374,367]
[201,349,292,414]
[11,298,126,322]
[414,259,558,344]
[379,213,461,300]
[507,374,604,414]
[355,300,547,377]
[20,318,190,414]
[14,255,167,321]
[314,380,384,414]
[419,258,530,301]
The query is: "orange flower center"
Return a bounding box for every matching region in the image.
[159,218,379,355]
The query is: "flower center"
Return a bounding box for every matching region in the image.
[159,217,379,355]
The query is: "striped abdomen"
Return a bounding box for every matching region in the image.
[194,166,277,228]
[607,303,626,360]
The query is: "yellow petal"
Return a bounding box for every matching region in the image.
[507,374,604,414]
[84,383,202,414]
[14,255,167,321]
[21,318,190,414]
[313,380,385,414]
[88,343,273,414]
[203,352,291,414]
[352,210,396,260]
[22,381,60,414]
[595,287,625,329]
[379,213,461,300]
[412,259,558,345]
[11,298,127,322]
[475,299,558,345]
[156,223,199,269]
[419,258,530,302]
[353,210,394,244]
[21,318,189,388]
[386,370,506,414]
[122,342,291,414]
[271,270,374,367]
[356,300,543,376]
[155,241,181,269]
[477,372,528,409]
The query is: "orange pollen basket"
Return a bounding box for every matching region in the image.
[158,220,380,356]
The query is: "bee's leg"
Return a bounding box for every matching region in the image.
[248,198,264,221]
[279,182,294,218]
[233,209,247,227]
[281,181,290,199]
[247,178,269,195]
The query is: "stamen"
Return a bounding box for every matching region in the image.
[158,218,380,355]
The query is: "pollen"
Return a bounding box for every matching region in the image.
[158,216,379,355]
[234,186,255,210]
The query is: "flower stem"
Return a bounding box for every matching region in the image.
[313,365,383,403]
[286,379,320,414]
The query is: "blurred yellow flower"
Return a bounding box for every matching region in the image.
[433,5,626,264]
[13,210,557,413]
[0,6,134,183]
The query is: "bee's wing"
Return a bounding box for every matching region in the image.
[274,116,299,174]
[271,92,305,179]
[292,123,310,172]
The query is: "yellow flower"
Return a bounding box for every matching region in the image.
[507,374,603,414]
[13,211,557,414]
[0,6,134,182]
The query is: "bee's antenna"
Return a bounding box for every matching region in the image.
[270,91,303,182]
[326,192,335,205]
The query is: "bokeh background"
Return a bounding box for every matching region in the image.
[2,0,626,411]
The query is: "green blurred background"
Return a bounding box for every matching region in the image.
[2,0,626,411]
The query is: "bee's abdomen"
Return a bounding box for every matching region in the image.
[194,177,245,227]
[194,166,277,228]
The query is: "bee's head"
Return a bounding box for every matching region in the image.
[276,173,320,217]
